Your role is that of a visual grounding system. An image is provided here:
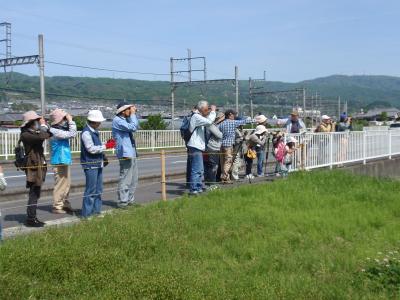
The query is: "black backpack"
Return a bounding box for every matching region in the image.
[14,139,27,171]
[180,112,195,145]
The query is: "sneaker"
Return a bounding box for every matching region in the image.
[245,174,255,179]
[207,185,219,191]
[231,174,239,181]
[62,206,75,213]
[52,208,67,214]
[256,173,264,177]
[25,218,46,227]
[189,191,201,196]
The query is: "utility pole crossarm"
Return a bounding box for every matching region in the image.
[0,55,39,67]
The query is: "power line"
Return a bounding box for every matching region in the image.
[0,86,171,103]
[45,60,171,76]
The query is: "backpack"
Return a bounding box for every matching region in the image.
[14,139,28,171]
[274,141,286,162]
[180,112,195,145]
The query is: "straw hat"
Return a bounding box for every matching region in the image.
[21,111,41,128]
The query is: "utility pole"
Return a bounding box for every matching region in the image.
[302,88,306,112]
[170,57,175,129]
[0,22,12,84]
[235,65,239,113]
[187,49,191,82]
[338,96,341,120]
[248,77,254,119]
[38,34,46,116]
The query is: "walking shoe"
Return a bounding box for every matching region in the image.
[245,174,255,180]
[188,191,201,196]
[52,208,67,214]
[25,218,46,227]
[231,174,239,181]
[256,173,265,177]
[62,206,75,213]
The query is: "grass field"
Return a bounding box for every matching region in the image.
[1,170,399,299]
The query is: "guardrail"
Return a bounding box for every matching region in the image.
[1,130,400,171]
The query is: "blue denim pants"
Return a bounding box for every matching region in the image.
[82,168,103,217]
[256,148,265,175]
[188,147,204,192]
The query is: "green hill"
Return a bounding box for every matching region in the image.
[1,72,400,113]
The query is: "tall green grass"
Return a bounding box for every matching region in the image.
[1,170,399,299]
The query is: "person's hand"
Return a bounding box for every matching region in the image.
[65,114,73,122]
[130,106,137,114]
[39,117,46,125]
[210,105,216,112]
[105,138,116,149]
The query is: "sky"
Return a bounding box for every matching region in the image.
[1,0,400,82]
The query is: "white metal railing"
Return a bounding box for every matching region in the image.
[1,130,399,171]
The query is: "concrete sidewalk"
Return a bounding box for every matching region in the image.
[1,175,276,239]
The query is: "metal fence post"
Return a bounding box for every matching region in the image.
[161,150,167,201]
[151,130,155,152]
[329,133,333,169]
[4,132,8,160]
[363,131,367,165]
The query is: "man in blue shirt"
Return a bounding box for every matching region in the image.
[112,101,139,208]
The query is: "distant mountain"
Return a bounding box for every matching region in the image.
[1,72,400,113]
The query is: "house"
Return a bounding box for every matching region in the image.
[353,107,400,121]
[0,113,23,131]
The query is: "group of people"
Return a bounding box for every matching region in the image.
[183,101,303,196]
[1,101,139,227]
[0,102,354,225]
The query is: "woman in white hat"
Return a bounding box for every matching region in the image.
[244,125,268,179]
[80,110,115,218]
[20,111,51,227]
[315,115,336,133]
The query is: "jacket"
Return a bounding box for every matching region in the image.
[247,133,267,149]
[20,125,51,187]
[316,122,336,133]
[112,115,139,158]
[80,125,104,169]
[49,120,77,165]
[187,111,216,151]
[285,119,306,133]
[205,123,223,152]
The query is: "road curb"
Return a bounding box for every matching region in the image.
[0,171,186,203]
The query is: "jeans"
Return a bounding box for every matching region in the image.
[27,185,41,220]
[256,148,265,175]
[118,158,138,206]
[204,152,220,185]
[186,148,191,189]
[82,168,103,218]
[188,147,204,192]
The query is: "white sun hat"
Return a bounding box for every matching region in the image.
[255,114,267,124]
[321,115,331,120]
[254,125,268,135]
[87,110,106,122]
[289,136,298,143]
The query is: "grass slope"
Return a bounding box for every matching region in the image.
[1,170,399,299]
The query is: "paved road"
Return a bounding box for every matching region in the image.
[2,153,188,189]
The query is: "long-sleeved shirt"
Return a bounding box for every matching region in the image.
[284,119,306,133]
[112,115,139,158]
[205,123,223,152]
[49,120,77,140]
[187,111,216,151]
[81,124,105,155]
[219,119,252,148]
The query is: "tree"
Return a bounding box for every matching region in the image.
[379,111,388,122]
[140,114,167,130]
[73,116,86,131]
